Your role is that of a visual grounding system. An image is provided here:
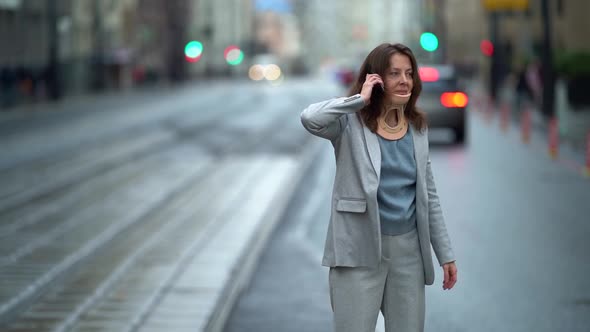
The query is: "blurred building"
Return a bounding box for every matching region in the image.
[299,0,423,76]
[496,1,590,64]
[73,0,138,91]
[424,1,590,79]
[297,1,340,73]
[96,0,138,89]
[247,0,305,76]
[0,0,71,105]
[0,1,56,68]
[442,0,485,75]
[0,0,207,108]
[0,0,141,107]
[463,0,590,110]
[187,0,254,77]
[369,0,424,49]
[136,0,192,83]
[169,0,304,79]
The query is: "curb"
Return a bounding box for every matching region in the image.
[204,138,325,332]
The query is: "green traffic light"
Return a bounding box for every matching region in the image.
[420,32,438,52]
[224,46,244,66]
[185,41,203,59]
[227,50,244,66]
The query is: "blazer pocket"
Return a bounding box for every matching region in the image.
[336,198,367,213]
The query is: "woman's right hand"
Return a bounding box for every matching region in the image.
[360,73,384,105]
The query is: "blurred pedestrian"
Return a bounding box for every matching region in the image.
[300,43,457,332]
[525,58,543,108]
[516,64,533,111]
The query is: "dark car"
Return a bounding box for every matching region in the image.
[417,64,468,143]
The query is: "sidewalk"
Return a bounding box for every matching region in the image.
[500,80,590,150]
[470,80,589,170]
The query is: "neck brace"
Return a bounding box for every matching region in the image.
[382,104,406,123]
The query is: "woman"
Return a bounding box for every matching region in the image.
[300,43,458,332]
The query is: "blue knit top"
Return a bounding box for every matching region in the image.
[377,130,417,236]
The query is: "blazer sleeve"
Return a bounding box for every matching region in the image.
[426,157,456,266]
[300,94,366,141]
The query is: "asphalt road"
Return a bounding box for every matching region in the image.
[224,86,590,332]
[1,77,588,332]
[0,78,335,331]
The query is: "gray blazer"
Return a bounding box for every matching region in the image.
[300,94,455,285]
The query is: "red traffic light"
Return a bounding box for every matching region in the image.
[419,67,440,82]
[480,40,494,57]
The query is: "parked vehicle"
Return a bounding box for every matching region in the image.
[417,64,468,143]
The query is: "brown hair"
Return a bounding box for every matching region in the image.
[347,43,427,132]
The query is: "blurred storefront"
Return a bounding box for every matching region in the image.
[0,0,197,110]
[0,0,299,109]
[0,0,66,107]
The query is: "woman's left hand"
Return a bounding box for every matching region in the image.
[442,261,457,290]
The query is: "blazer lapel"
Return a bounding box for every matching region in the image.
[362,124,381,179]
[362,123,425,180]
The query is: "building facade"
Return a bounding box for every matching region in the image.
[0,0,143,107]
[186,0,254,77]
[496,0,590,63]
[444,0,590,75]
[299,0,423,75]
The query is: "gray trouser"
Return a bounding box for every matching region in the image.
[329,228,425,332]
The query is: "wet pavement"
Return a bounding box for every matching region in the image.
[0,79,331,331]
[2,78,589,331]
[225,86,590,332]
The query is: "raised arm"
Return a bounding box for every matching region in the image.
[301,73,383,141]
[300,95,365,141]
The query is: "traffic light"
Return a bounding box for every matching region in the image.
[185,41,203,62]
[420,32,438,52]
[480,40,494,57]
[224,45,244,66]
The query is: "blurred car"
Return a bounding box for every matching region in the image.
[249,53,284,82]
[416,64,468,143]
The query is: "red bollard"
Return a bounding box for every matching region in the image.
[548,117,559,159]
[500,103,510,132]
[521,107,531,144]
[585,132,590,177]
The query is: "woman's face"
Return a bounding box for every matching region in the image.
[383,53,414,105]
